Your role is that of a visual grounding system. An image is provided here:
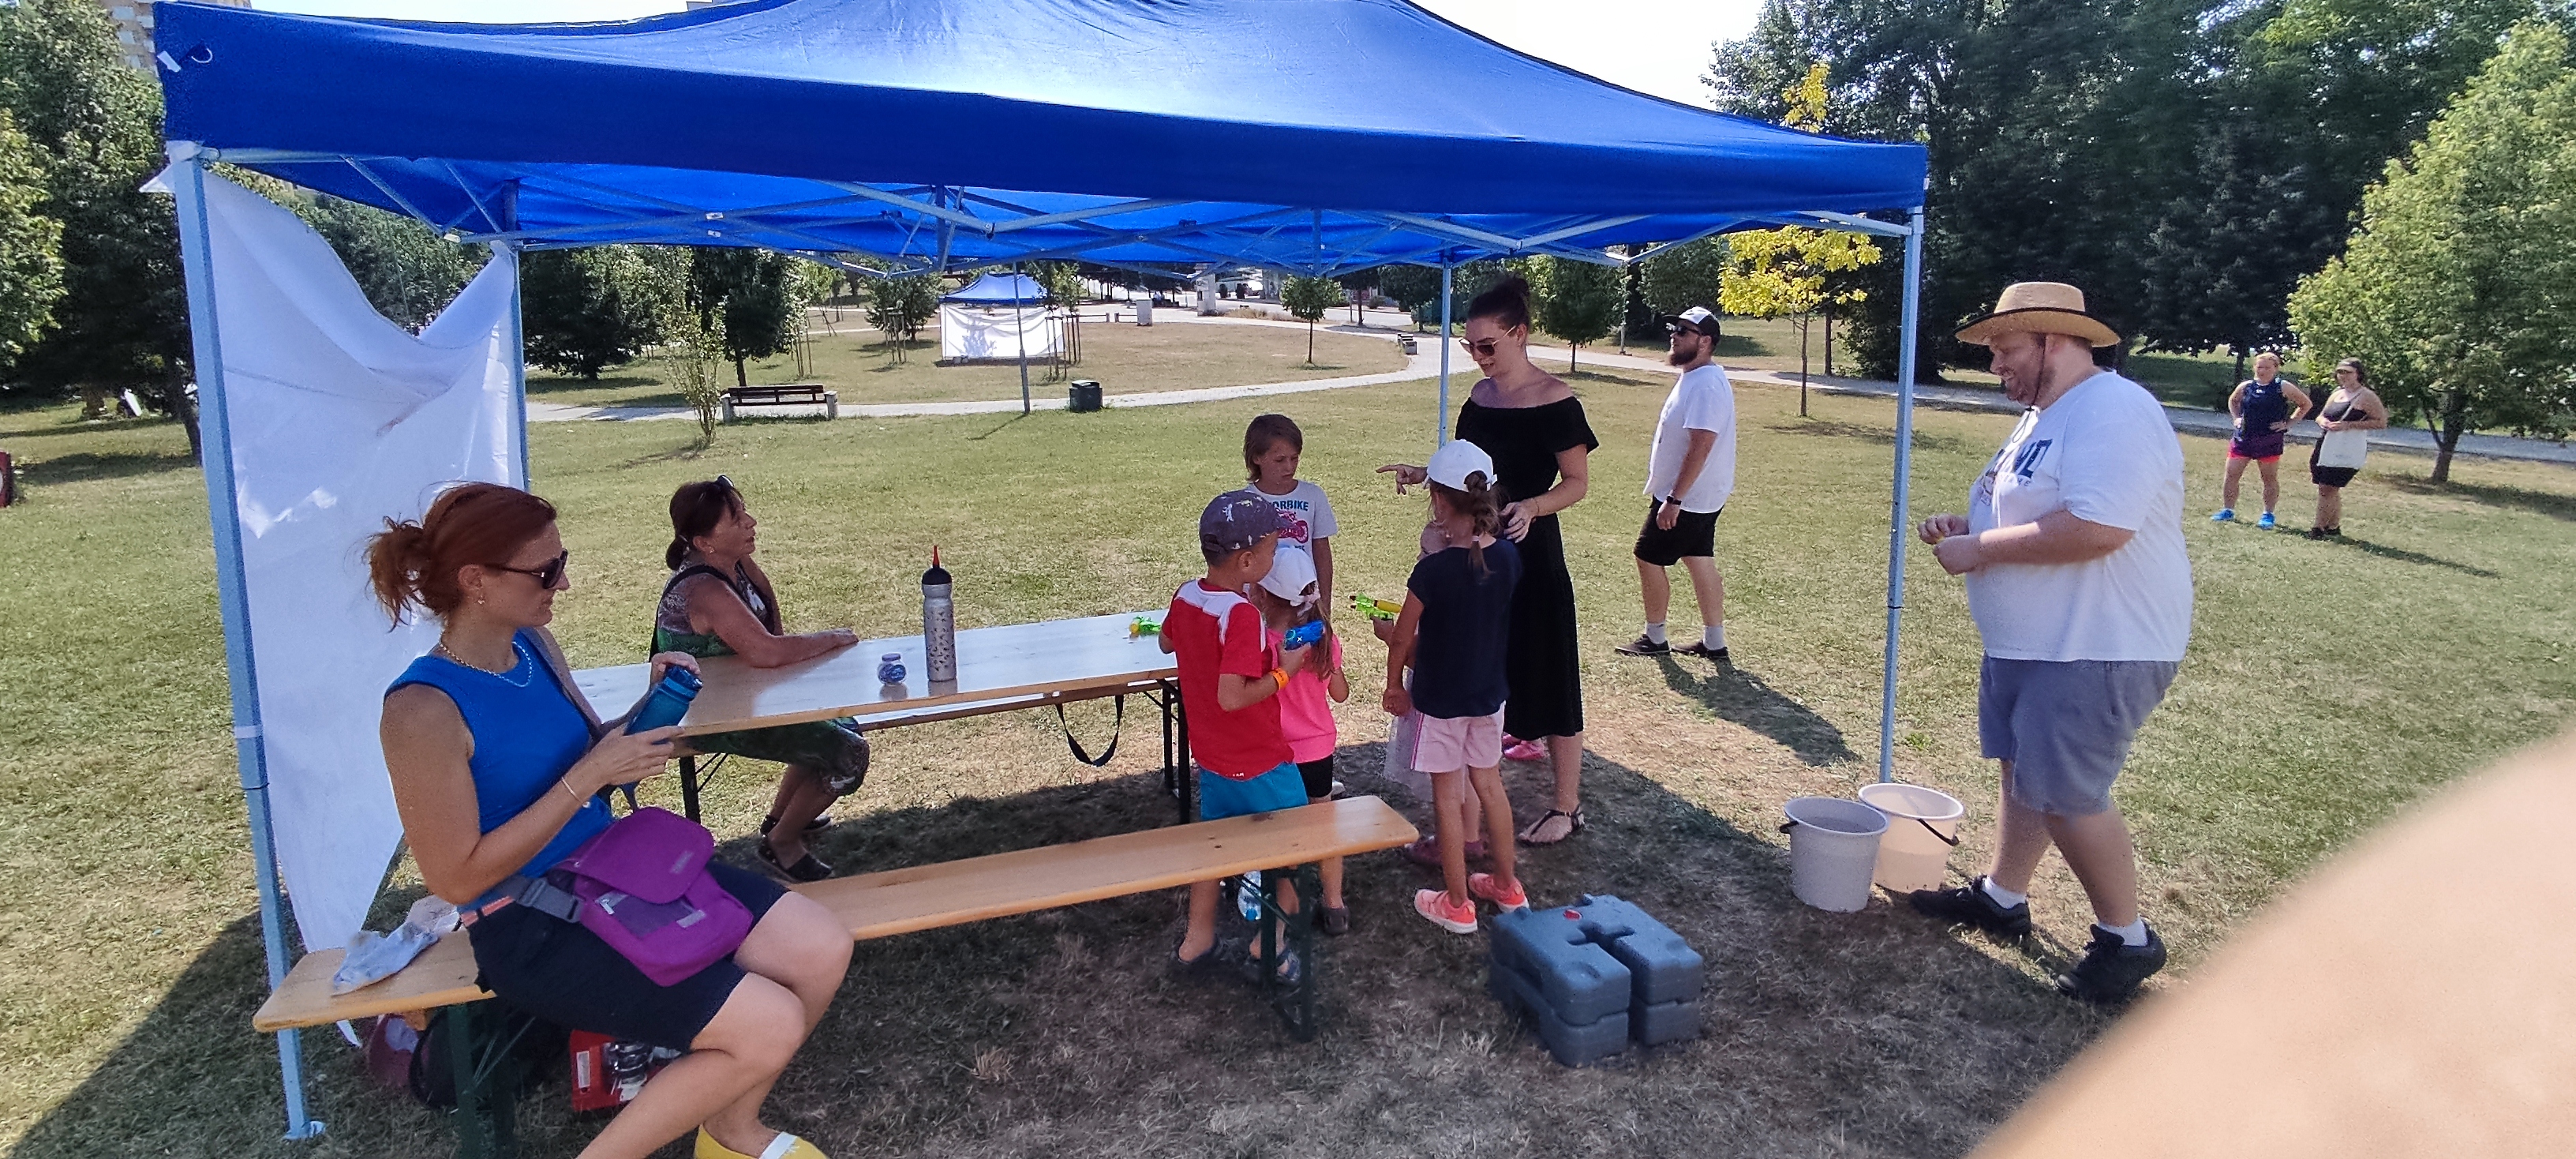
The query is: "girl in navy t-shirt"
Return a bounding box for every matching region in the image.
[1381,439,1527,934]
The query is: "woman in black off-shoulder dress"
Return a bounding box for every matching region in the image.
[1381,276,1598,846]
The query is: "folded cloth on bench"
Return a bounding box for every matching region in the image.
[335,896,459,995]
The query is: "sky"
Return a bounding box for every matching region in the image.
[251,0,1765,108]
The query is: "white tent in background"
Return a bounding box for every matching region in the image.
[938,273,1061,363]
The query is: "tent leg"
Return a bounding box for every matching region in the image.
[1436,263,1453,446]
[1013,262,1031,416]
[1877,205,1927,786]
[500,241,530,487]
[167,144,325,1142]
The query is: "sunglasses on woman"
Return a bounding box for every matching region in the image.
[490,549,571,588]
[1459,337,1502,358]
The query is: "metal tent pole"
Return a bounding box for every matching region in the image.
[166,144,325,1142]
[1877,204,1928,785]
[1436,261,1454,445]
[1013,262,1032,415]
[500,242,530,486]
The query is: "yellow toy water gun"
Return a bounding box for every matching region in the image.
[1349,595,1401,621]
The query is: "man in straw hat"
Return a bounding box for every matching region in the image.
[1907,282,2192,1004]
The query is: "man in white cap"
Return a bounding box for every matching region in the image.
[1908,282,2192,1004]
[1616,306,1735,661]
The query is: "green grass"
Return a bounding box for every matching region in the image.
[530,314,1406,410]
[4,373,2573,1157]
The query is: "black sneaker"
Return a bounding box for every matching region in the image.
[1906,876,2033,939]
[1614,633,1671,656]
[2056,924,2166,1004]
[1674,641,1731,662]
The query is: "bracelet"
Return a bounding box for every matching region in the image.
[559,777,582,803]
[1269,668,1288,690]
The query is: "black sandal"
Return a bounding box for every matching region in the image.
[1317,906,1351,936]
[1518,808,1586,846]
[757,838,833,883]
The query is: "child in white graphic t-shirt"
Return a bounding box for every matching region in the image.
[1243,413,1339,609]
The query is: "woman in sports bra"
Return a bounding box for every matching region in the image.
[2211,351,2311,530]
[657,477,867,881]
[2307,358,2389,538]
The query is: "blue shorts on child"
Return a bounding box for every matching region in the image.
[1199,763,1309,821]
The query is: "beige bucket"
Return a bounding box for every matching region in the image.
[1859,782,1965,892]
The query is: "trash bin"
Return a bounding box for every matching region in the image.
[1068,380,1103,413]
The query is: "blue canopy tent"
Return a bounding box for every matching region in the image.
[152,0,1930,1138]
[941,274,1045,306]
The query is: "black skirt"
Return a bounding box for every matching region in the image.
[1456,396,1600,741]
[466,862,788,1051]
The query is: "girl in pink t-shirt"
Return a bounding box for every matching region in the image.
[1249,549,1354,934]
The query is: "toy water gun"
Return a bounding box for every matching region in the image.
[1129,616,1162,639]
[1350,595,1401,621]
[1282,620,1327,650]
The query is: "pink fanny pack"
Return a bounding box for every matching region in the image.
[551,807,753,987]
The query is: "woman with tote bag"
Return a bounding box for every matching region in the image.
[2308,358,2389,539]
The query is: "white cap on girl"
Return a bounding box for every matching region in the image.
[1426,437,1496,490]
[1256,544,1319,607]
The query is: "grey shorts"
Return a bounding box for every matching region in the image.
[1979,657,2177,816]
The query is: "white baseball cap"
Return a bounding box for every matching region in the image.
[1426,438,1496,491]
[1256,545,1319,606]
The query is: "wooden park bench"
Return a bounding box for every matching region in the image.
[252,796,1418,1158]
[720,384,837,422]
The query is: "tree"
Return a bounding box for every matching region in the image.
[2288,21,2576,483]
[1638,236,1728,322]
[1279,274,1343,363]
[684,247,800,388]
[656,298,728,444]
[1526,256,1622,371]
[1722,227,1882,414]
[300,196,483,331]
[0,109,63,365]
[1029,260,1086,368]
[863,272,942,363]
[522,246,681,379]
[0,0,197,454]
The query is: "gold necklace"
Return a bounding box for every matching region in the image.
[435,637,515,676]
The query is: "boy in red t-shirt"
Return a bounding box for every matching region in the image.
[1160,490,1315,977]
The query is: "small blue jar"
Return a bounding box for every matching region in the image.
[876,653,907,684]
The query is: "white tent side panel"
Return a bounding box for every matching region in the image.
[937,304,1061,362]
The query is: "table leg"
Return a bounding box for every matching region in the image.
[446,1004,522,1159]
[1173,689,1194,826]
[1159,683,1175,805]
[1255,865,1320,1042]
[679,756,700,823]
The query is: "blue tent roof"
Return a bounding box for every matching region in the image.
[154,0,1926,274]
[942,273,1045,305]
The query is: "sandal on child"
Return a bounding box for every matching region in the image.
[1241,943,1303,987]
[1170,942,1229,982]
[760,813,833,837]
[1517,808,1585,846]
[1398,836,1488,867]
[1317,905,1351,936]
[757,838,833,883]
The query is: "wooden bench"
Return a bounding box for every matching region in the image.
[253,797,1417,1157]
[719,384,837,422]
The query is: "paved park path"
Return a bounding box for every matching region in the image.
[530,315,2575,467]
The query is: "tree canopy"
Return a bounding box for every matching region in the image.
[522,246,681,380]
[1526,256,1622,371]
[2288,21,2576,482]
[0,110,63,364]
[1279,274,1343,364]
[685,247,802,388]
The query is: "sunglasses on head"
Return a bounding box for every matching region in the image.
[490,549,570,589]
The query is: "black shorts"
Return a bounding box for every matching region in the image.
[1633,500,1720,567]
[2311,464,2358,488]
[1297,755,1336,799]
[466,862,787,1051]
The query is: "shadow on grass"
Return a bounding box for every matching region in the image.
[17,747,2103,1159]
[9,448,200,486]
[1765,418,1973,456]
[2385,474,2576,523]
[2323,534,2502,579]
[1655,658,1860,767]
[525,373,658,397]
[965,412,1029,441]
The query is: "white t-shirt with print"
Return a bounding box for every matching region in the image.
[1964,370,2193,662]
[1257,480,1337,561]
[1643,364,1736,513]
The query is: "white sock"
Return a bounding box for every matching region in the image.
[1979,877,2027,909]
[1702,624,1726,651]
[1643,621,1666,645]
[2099,917,2149,947]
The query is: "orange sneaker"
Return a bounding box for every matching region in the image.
[1413,888,1477,934]
[1468,872,1529,911]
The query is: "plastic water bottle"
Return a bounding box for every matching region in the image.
[921,547,957,684]
[1235,870,1264,922]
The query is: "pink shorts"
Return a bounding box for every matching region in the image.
[1414,707,1506,773]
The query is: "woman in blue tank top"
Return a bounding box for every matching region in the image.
[371,483,847,1159]
[2210,351,2312,530]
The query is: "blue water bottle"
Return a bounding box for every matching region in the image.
[625,666,702,733]
[1235,870,1264,922]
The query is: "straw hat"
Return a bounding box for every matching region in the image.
[1954,282,2121,348]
